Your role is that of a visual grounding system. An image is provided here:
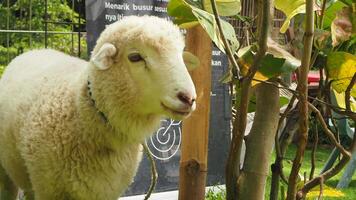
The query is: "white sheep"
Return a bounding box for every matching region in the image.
[0,16,198,200]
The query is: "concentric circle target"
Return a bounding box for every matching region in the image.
[145,119,182,160]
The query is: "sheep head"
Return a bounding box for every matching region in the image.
[90,16,198,121]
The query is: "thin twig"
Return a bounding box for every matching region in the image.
[286,0,314,198]
[309,49,319,69]
[308,103,351,157]
[313,80,356,120]
[318,0,328,29]
[249,75,354,199]
[249,79,352,156]
[276,96,297,158]
[296,103,354,199]
[270,95,297,200]
[309,123,318,180]
[317,68,324,99]
[210,0,240,79]
[290,104,353,199]
[252,78,355,114]
[297,155,350,199]
[345,73,356,111]
[142,143,158,200]
[318,177,324,200]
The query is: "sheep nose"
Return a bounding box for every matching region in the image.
[177,92,195,106]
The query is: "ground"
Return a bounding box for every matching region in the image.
[206,145,356,200]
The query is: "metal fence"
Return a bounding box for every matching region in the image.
[0,0,86,69]
[0,0,287,70]
[229,0,288,46]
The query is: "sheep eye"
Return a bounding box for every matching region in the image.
[128,53,143,62]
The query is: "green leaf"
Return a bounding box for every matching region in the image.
[279,96,290,107]
[191,6,239,53]
[219,70,233,83]
[167,0,240,53]
[258,54,298,76]
[333,89,356,111]
[248,94,257,113]
[323,1,348,29]
[167,0,198,27]
[185,0,204,9]
[203,0,241,16]
[221,18,240,52]
[233,14,253,24]
[262,39,301,74]
[326,51,356,97]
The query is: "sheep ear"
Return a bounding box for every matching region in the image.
[90,43,117,70]
[183,51,200,71]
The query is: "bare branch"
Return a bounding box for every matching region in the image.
[309,124,318,180]
[297,155,350,199]
[318,0,328,29]
[142,143,158,200]
[286,0,314,198]
[345,73,356,111]
[251,78,356,117]
[296,103,354,199]
[270,95,297,200]
[318,177,324,200]
[308,103,351,157]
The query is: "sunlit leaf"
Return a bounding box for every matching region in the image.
[275,0,320,33]
[333,89,356,111]
[331,6,352,46]
[203,0,241,16]
[275,0,307,33]
[237,40,300,86]
[326,52,356,97]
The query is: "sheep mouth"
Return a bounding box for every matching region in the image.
[160,103,190,116]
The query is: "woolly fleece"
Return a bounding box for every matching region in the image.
[0,16,196,200]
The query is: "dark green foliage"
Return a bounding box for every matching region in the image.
[205,145,356,200]
[0,0,86,75]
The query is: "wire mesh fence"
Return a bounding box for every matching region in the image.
[228,0,288,46]
[0,0,86,72]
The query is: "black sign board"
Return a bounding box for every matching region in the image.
[85,0,231,196]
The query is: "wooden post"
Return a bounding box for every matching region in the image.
[178,26,212,200]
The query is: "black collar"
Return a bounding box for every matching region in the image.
[87,80,109,123]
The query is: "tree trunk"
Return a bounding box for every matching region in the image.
[237,82,280,200]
